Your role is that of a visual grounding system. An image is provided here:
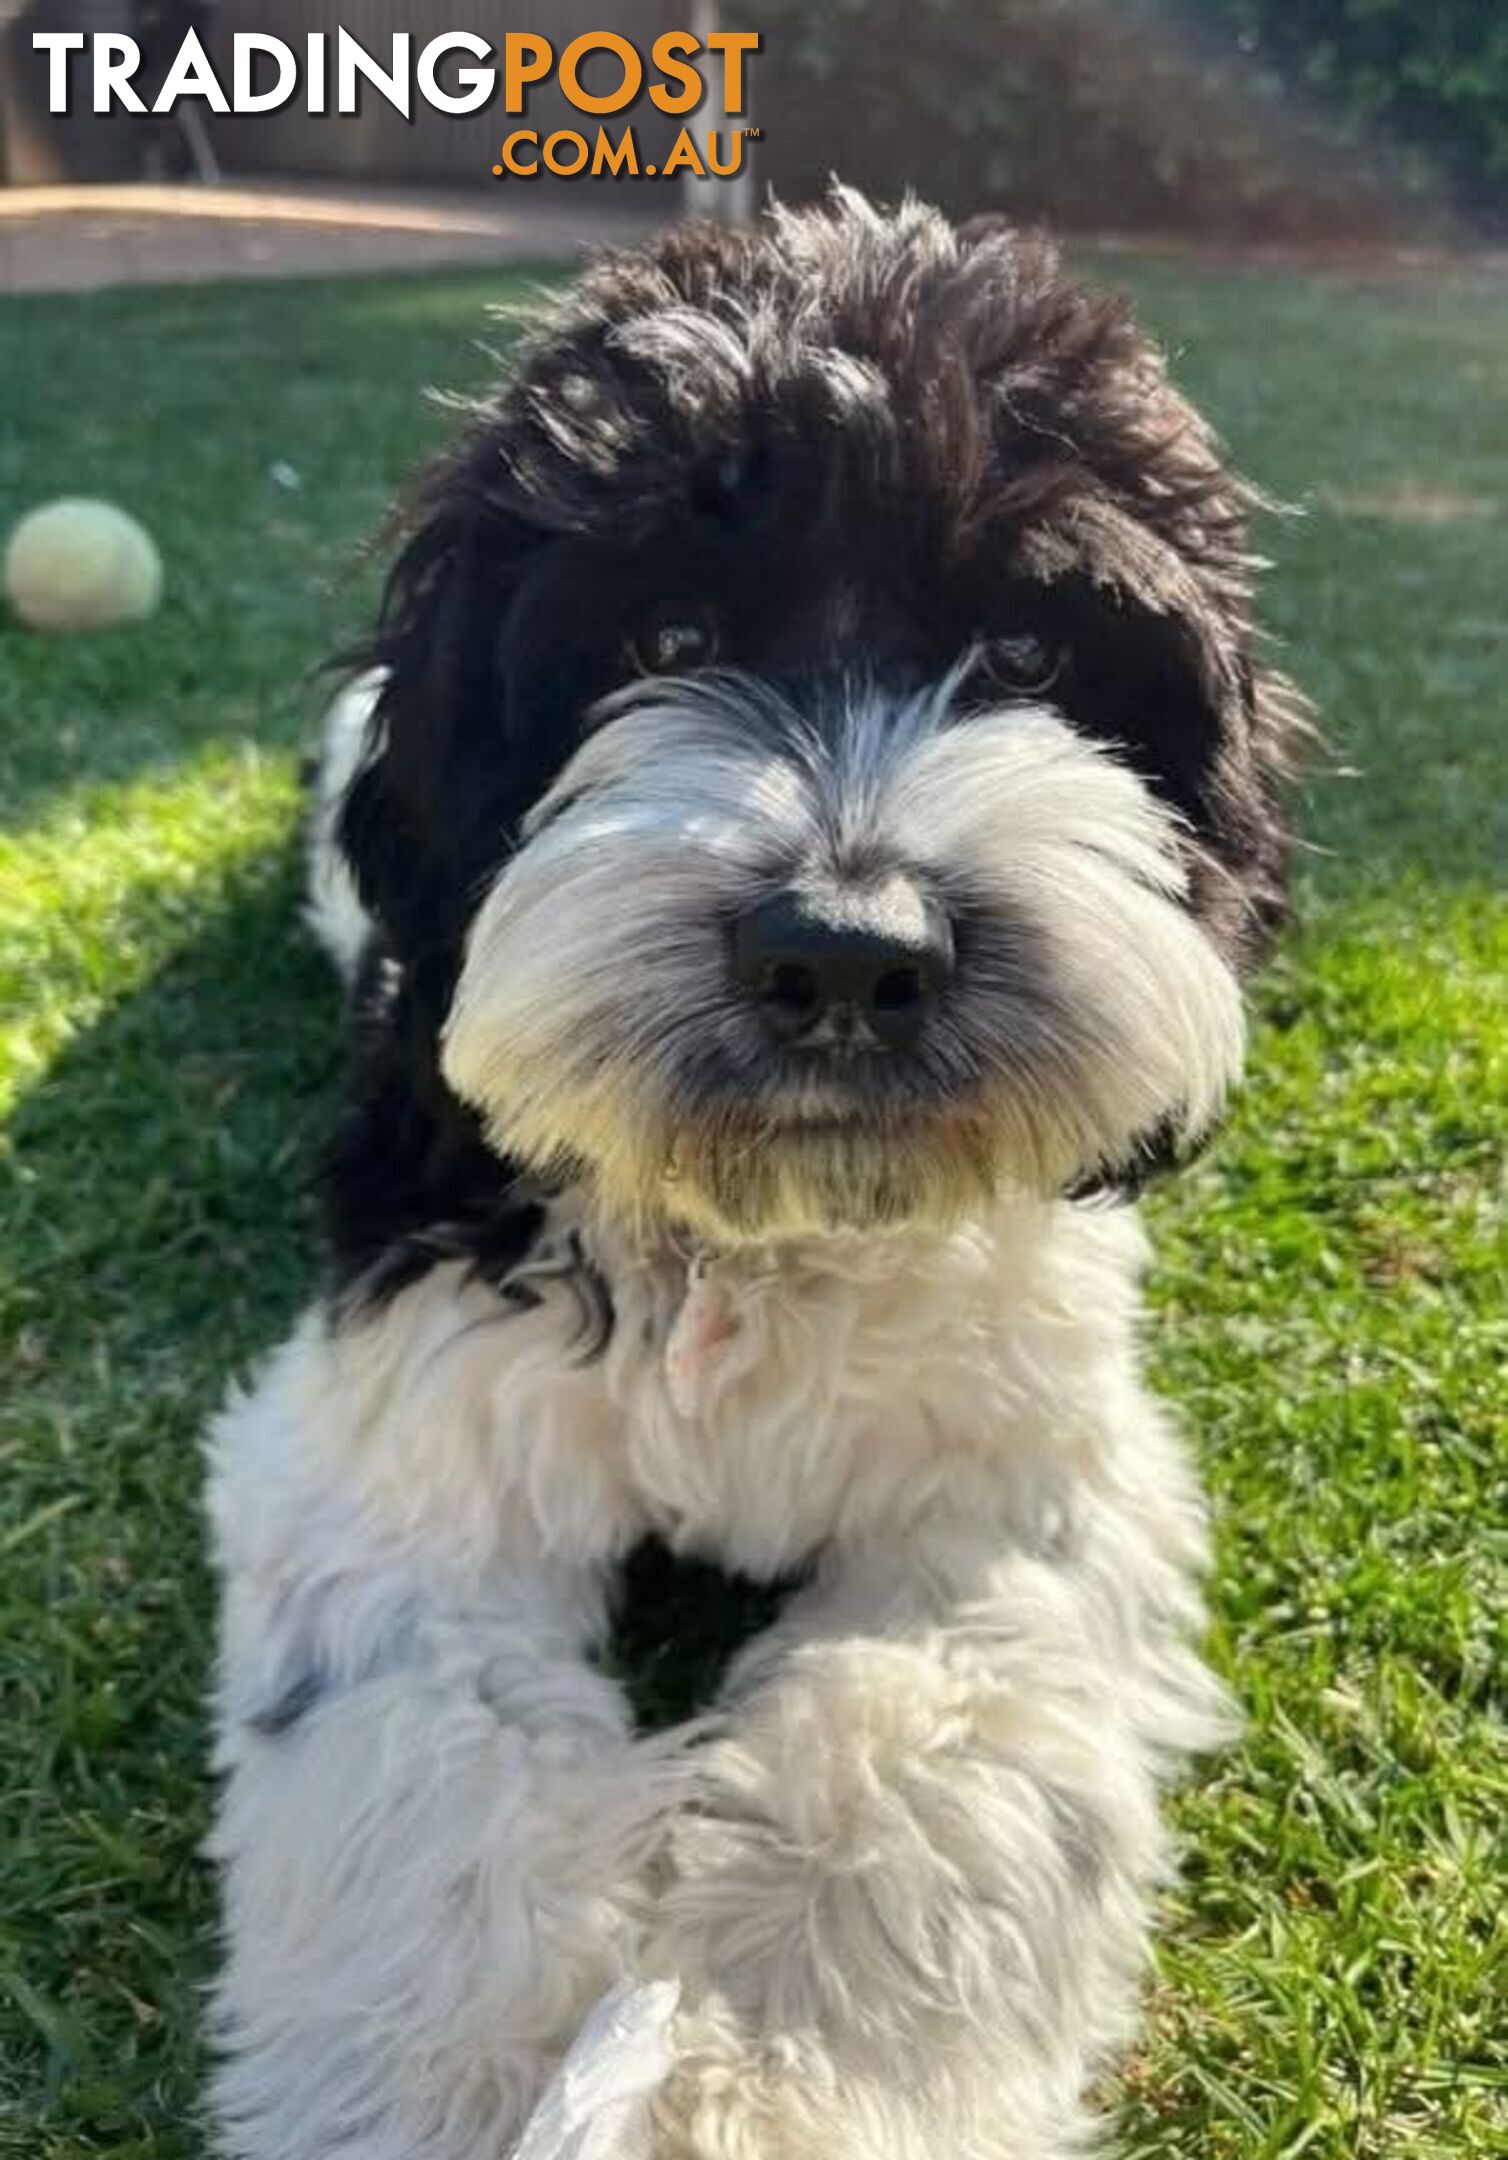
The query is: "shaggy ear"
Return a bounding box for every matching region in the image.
[1044,565,1301,1206]
[337,451,559,966]
[1197,645,1303,971]
[1047,571,1299,977]
[1063,623,1301,1206]
[956,226,1305,977]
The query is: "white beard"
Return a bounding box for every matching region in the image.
[440,678,1244,1242]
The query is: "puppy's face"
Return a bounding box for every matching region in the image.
[343,195,1295,1245]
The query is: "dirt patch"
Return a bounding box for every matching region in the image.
[1318,485,1502,527]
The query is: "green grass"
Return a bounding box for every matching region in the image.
[1,255,1504,2160]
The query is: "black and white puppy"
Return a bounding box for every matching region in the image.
[207,191,1298,2160]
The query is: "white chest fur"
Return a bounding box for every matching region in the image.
[212,1191,1163,1605]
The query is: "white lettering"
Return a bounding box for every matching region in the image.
[94,35,145,115]
[308,34,327,115]
[31,32,85,114]
[233,35,297,116]
[417,33,495,117]
[337,29,412,120]
[152,28,229,114]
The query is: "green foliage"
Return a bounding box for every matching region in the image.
[749,1,1506,230]
[2,256,1507,2157]
[747,0,1413,237]
[1201,0,1508,216]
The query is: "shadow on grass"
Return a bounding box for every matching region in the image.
[0,617,346,839]
[3,844,336,2155]
[7,841,334,1371]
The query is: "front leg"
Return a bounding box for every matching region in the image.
[647,1487,1221,2160]
[206,1293,674,2160]
[210,1577,670,2160]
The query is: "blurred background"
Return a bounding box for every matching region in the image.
[2,11,1503,2160]
[0,1,1505,262]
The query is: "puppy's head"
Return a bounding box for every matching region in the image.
[342,191,1298,1246]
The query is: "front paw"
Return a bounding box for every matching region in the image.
[657,1640,1119,2050]
[648,2000,852,2160]
[648,1995,1087,2160]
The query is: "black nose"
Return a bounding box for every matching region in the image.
[733,879,955,1051]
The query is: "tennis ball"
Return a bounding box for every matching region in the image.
[4,498,164,632]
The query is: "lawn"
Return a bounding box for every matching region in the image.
[1,252,1504,2160]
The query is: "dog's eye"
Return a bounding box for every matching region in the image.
[977,632,1065,698]
[628,608,720,677]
